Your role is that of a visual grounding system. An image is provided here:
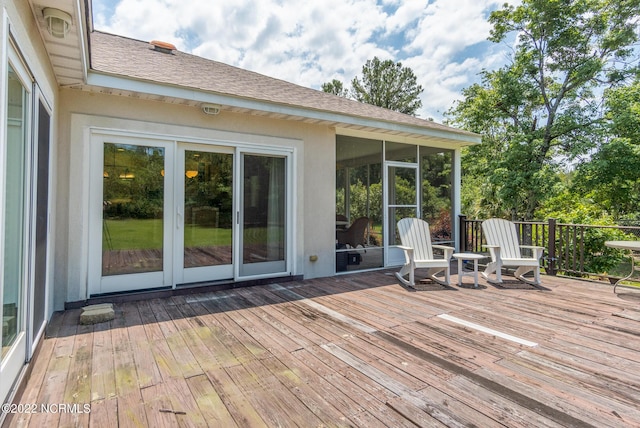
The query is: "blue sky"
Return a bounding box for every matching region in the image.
[92,0,516,121]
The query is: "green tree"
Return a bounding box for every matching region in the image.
[448,0,640,220]
[322,57,424,116]
[572,79,640,218]
[606,78,640,143]
[536,188,631,275]
[321,79,350,97]
[351,57,423,115]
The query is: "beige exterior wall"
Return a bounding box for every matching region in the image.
[55,90,337,307]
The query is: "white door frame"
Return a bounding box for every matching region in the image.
[88,132,296,295]
[1,34,33,404]
[383,160,420,267]
[235,147,294,281]
[174,143,235,285]
[88,134,175,295]
[27,85,53,358]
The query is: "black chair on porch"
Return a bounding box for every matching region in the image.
[336,217,370,249]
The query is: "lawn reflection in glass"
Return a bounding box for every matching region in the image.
[102,143,165,276]
[183,151,233,268]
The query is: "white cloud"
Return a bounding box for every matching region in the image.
[383,1,425,35]
[93,0,514,121]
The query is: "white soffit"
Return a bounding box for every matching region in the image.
[29,0,87,86]
[84,71,481,147]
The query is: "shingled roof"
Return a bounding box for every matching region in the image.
[89,31,479,142]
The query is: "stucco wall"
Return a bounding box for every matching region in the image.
[55,89,337,307]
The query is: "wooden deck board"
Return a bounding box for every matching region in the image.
[59,323,93,428]
[29,310,79,428]
[442,375,565,428]
[185,374,238,427]
[7,271,640,427]
[90,321,117,403]
[203,367,268,427]
[122,302,163,390]
[486,357,640,427]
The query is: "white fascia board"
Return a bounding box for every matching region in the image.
[335,126,480,149]
[86,71,482,145]
[76,0,90,82]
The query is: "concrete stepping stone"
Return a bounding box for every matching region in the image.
[79,303,115,325]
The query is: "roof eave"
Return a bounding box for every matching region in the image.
[86,70,481,146]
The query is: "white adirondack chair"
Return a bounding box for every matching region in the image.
[395,218,454,287]
[481,218,544,285]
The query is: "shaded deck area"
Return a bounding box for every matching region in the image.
[7,271,640,427]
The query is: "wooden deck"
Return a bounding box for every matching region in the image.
[6,271,640,427]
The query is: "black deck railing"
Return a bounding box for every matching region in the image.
[459,216,640,280]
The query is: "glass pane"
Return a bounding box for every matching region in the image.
[242,155,285,264]
[385,141,416,162]
[336,136,384,272]
[102,143,165,276]
[421,147,453,243]
[388,166,417,206]
[184,151,233,268]
[3,65,27,359]
[34,101,51,334]
[388,207,418,245]
[336,136,383,247]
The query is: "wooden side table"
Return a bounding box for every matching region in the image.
[452,253,485,288]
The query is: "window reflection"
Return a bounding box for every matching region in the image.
[242,155,286,268]
[421,147,453,244]
[102,143,165,276]
[184,151,233,268]
[2,64,27,358]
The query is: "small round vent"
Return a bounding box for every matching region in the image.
[150,40,176,54]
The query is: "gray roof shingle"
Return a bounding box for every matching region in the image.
[89,31,478,140]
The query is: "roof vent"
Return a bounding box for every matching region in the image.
[150,40,176,54]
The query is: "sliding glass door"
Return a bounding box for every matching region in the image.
[94,139,173,294]
[31,96,51,352]
[1,61,30,405]
[177,145,234,284]
[2,41,54,407]
[90,138,291,294]
[239,153,287,277]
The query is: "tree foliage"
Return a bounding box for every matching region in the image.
[572,78,640,218]
[604,77,640,143]
[322,57,424,116]
[321,79,350,97]
[448,0,640,220]
[351,57,424,116]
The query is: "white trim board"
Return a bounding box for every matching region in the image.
[437,314,538,347]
